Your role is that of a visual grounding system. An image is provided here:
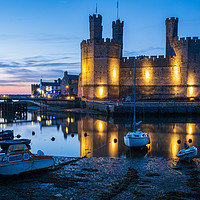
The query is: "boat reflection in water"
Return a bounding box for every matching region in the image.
[78,117,200,159]
[125,146,149,159]
[1,110,200,159]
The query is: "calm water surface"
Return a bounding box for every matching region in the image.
[1,110,200,159]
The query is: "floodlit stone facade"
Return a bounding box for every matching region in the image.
[78,14,200,100]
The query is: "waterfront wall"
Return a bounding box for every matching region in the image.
[86,101,200,115]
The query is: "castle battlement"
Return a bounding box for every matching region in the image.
[172,37,200,47]
[165,17,179,24]
[81,38,122,47]
[112,19,124,26]
[121,55,173,65]
[89,14,102,21]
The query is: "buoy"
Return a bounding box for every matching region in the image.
[188,139,192,143]
[32,131,35,136]
[177,139,181,144]
[114,138,117,143]
[51,137,55,141]
[84,132,87,137]
[71,133,74,138]
[16,134,21,138]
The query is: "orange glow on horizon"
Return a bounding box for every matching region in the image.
[0,86,31,94]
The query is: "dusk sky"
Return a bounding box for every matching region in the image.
[0,0,200,94]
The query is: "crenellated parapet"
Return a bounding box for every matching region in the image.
[81,38,122,48]
[173,37,200,44]
[121,55,169,66]
[165,17,178,24]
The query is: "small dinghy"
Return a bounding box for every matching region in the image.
[0,130,14,141]
[176,141,197,162]
[0,139,54,175]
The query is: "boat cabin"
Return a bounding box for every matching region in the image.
[0,139,31,153]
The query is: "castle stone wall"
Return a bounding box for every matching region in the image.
[81,38,121,99]
[79,14,200,100]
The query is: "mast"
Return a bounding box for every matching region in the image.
[133,58,136,132]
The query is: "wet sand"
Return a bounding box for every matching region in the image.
[0,156,199,200]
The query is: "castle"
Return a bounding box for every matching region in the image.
[78,14,200,100]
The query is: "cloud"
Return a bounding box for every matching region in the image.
[0,53,81,87]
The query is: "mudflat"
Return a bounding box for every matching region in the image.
[0,156,199,200]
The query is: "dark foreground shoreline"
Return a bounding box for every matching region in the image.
[0,156,199,200]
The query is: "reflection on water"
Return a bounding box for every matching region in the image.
[0,110,200,158]
[125,146,149,159]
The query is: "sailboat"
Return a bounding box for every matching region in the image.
[124,59,150,147]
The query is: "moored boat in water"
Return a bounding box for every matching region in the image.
[124,59,150,148]
[0,139,54,175]
[124,129,150,147]
[0,130,14,141]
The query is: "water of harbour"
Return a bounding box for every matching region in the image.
[0,110,200,159]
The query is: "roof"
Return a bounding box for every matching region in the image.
[41,82,61,86]
[0,139,31,145]
[67,75,79,80]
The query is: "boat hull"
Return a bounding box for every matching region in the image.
[124,136,150,147]
[176,146,197,162]
[0,158,54,175]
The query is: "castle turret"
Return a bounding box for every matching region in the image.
[112,19,124,58]
[89,14,103,41]
[80,14,121,100]
[165,17,179,57]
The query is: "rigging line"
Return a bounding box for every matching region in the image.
[84,141,112,156]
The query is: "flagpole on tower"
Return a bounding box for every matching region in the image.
[96,3,98,15]
[117,0,119,19]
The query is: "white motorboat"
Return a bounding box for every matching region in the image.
[124,129,150,147]
[176,146,197,162]
[0,139,54,175]
[124,59,150,148]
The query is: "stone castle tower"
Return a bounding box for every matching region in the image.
[79,14,200,100]
[79,14,123,99]
[165,17,178,57]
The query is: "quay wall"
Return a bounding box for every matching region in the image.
[86,101,200,115]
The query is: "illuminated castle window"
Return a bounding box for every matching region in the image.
[99,87,103,96]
